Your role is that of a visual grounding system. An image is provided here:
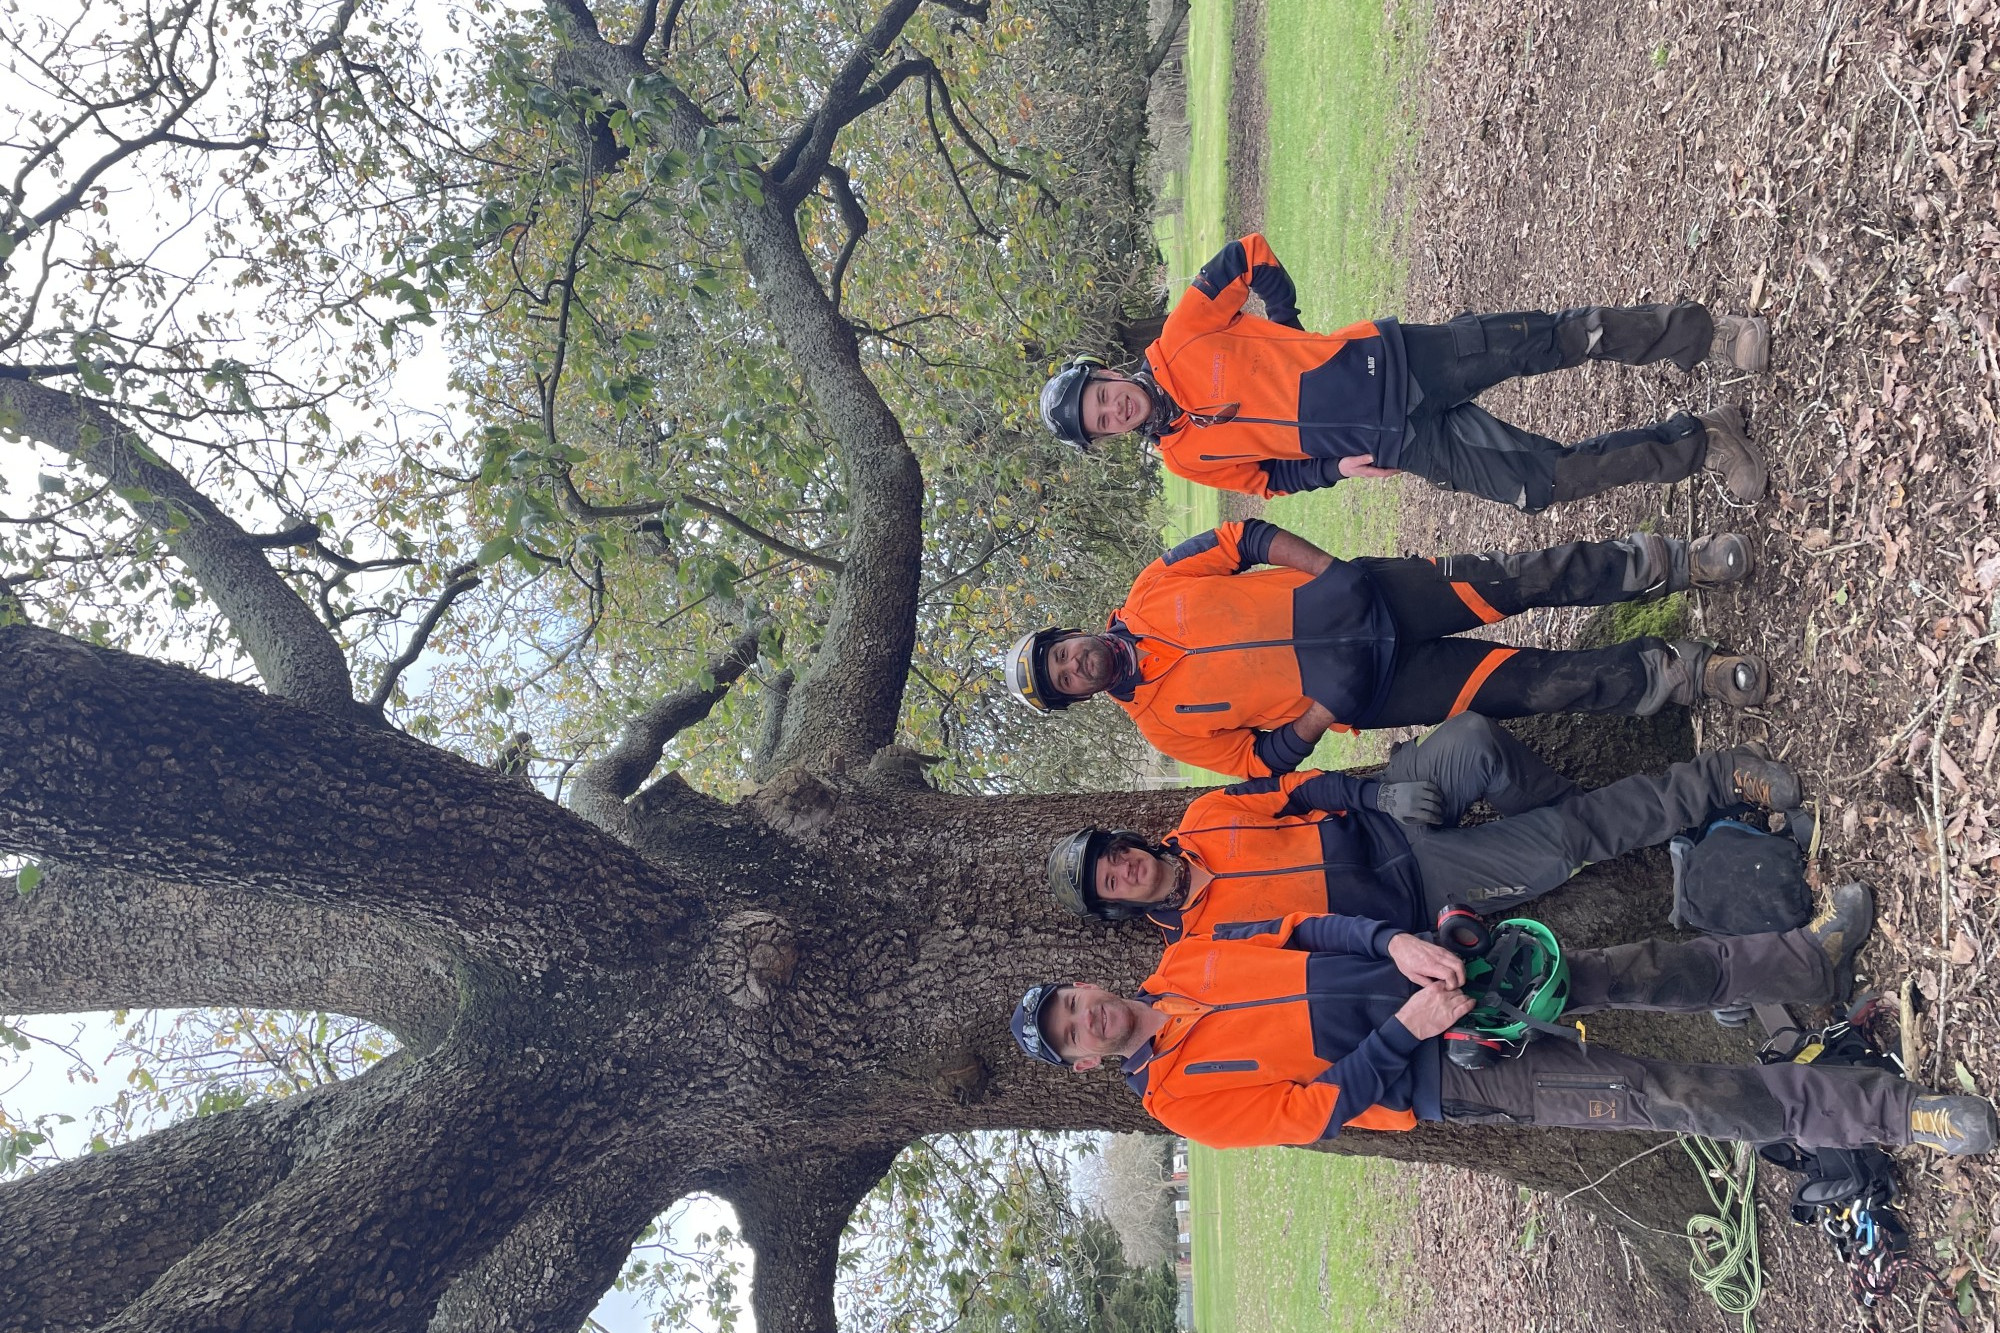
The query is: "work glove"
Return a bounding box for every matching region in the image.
[1373,780,1443,827]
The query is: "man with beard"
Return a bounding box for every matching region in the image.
[1038,232,1770,509]
[1041,712,1801,940]
[1005,518,1767,778]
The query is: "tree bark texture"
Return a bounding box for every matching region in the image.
[0,621,1736,1324]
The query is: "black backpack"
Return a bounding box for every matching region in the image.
[1669,815,1814,936]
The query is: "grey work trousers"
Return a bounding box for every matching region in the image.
[1379,713,1736,916]
[1441,931,1916,1149]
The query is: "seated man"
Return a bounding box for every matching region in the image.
[1044,712,1801,938]
[1010,885,1999,1155]
[1038,231,1769,508]
[1005,517,1766,778]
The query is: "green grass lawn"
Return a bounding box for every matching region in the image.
[1163,0,1425,781]
[1188,1145,1418,1333]
[1166,0,1432,1326]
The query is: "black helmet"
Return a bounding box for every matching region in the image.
[1039,354,1106,449]
[1047,828,1144,921]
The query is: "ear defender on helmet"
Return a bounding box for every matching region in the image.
[1005,627,1083,713]
[1038,354,1107,450]
[1047,828,1145,921]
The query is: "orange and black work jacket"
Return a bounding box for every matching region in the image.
[1144,233,1409,499]
[1121,917,1442,1149]
[1144,770,1423,944]
[1103,519,1396,777]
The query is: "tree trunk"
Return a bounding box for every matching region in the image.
[0,623,1730,1322]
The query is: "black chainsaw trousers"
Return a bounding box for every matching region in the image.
[1353,541,1680,730]
[1440,931,1918,1149]
[1379,713,1740,917]
[1395,305,1714,512]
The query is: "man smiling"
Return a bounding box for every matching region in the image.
[1039,232,1771,508]
[1005,517,1767,778]
[1009,886,1998,1156]
[1042,712,1803,940]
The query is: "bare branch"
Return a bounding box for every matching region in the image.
[302,0,364,59]
[923,65,1032,186]
[679,493,845,573]
[770,51,933,198]
[553,468,846,573]
[823,164,869,312]
[368,564,483,711]
[1145,0,1192,78]
[248,520,322,550]
[0,380,364,721]
[571,621,767,823]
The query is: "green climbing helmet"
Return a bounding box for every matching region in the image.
[1434,907,1577,1065]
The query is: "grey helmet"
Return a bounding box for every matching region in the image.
[1048,828,1144,921]
[1039,355,1106,449]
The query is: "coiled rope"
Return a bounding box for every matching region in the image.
[1681,1134,1764,1331]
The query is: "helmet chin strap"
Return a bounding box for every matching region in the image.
[1153,849,1191,910]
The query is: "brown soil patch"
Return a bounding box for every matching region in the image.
[1243,0,2000,1324]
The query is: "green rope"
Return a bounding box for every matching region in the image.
[1681,1135,1764,1332]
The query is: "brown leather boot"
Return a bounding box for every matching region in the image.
[1729,743,1801,809]
[1708,314,1770,372]
[1698,404,1768,503]
[1665,639,1770,707]
[1625,531,1754,595]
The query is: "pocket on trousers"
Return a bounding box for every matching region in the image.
[1532,1076,1631,1128]
[1447,313,1487,357]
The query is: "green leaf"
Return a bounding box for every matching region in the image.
[15,863,41,897]
[36,473,64,493]
[1956,1059,1979,1094]
[476,535,516,567]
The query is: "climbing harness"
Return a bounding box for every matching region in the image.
[1433,906,1581,1069]
[1755,999,1967,1331]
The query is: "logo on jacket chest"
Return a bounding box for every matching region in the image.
[1210,354,1225,396]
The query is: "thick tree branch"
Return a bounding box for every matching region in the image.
[0,862,458,1048]
[0,380,365,722]
[0,1076,365,1333]
[429,1154,677,1333]
[730,1148,901,1333]
[822,163,869,312]
[368,564,483,711]
[543,4,924,773]
[0,624,690,968]
[571,621,766,827]
[681,494,845,572]
[96,1052,610,1333]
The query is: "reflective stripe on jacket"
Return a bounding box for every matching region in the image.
[1145,233,1409,499]
[1107,520,1398,776]
[1122,922,1436,1149]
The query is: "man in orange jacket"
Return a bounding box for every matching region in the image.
[1039,232,1770,508]
[1005,518,1766,778]
[1042,712,1802,940]
[1009,885,1999,1155]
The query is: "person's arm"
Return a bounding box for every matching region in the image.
[1251,701,1337,776]
[1146,1080,1340,1149]
[1172,233,1301,337]
[1262,528,1333,575]
[1261,458,1341,496]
